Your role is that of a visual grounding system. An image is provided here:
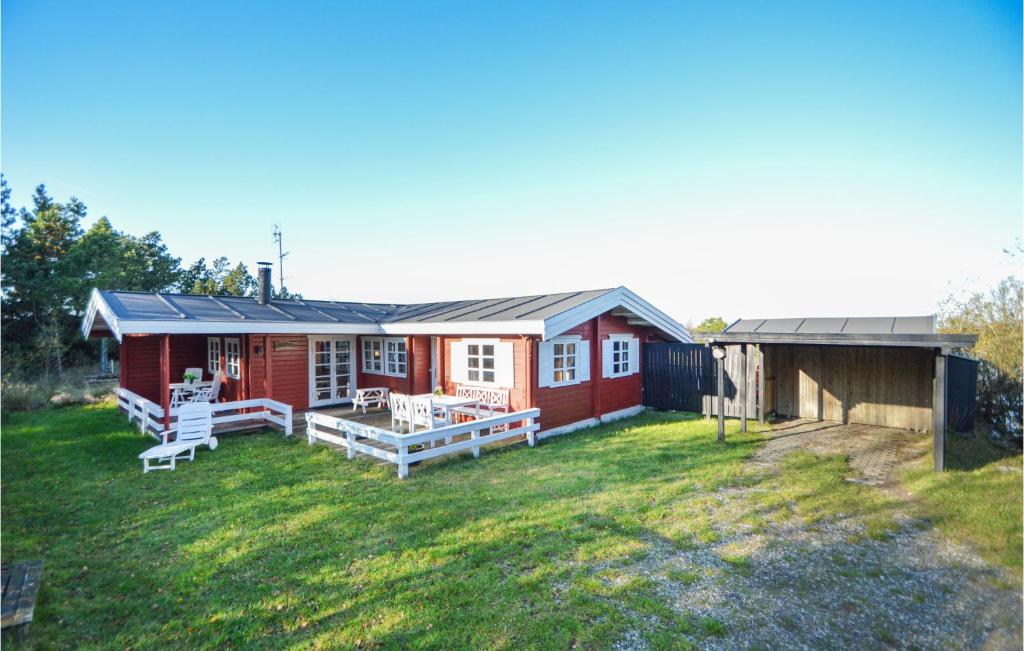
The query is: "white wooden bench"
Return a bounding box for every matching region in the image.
[453,386,510,430]
[353,387,390,414]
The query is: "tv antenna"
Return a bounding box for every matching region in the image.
[272,225,289,292]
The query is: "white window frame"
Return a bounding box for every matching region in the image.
[385,338,407,377]
[362,337,406,377]
[224,337,241,379]
[207,337,221,374]
[466,340,498,386]
[362,337,384,374]
[609,334,633,378]
[550,336,580,387]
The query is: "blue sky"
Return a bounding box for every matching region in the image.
[3,0,1021,324]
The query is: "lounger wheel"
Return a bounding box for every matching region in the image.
[208,436,219,451]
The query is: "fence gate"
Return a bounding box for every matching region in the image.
[643,342,759,417]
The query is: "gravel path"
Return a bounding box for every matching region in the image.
[612,421,1023,650]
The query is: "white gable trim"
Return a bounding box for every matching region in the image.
[80,289,123,341]
[541,287,692,343]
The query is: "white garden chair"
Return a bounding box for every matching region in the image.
[138,402,218,473]
[390,393,412,432]
[191,372,222,403]
[410,395,448,432]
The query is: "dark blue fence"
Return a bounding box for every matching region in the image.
[946,354,978,433]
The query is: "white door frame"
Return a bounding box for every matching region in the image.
[429,336,439,392]
[308,335,357,407]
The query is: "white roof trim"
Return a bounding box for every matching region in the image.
[116,320,382,337]
[541,287,692,343]
[379,321,545,336]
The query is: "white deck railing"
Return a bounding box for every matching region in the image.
[116,388,293,438]
[305,408,541,479]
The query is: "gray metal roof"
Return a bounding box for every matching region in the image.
[83,286,692,342]
[726,316,936,335]
[97,289,614,325]
[383,289,615,323]
[706,315,976,349]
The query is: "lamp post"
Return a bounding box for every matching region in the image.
[712,345,726,442]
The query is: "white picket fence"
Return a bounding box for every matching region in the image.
[115,387,293,438]
[306,408,541,479]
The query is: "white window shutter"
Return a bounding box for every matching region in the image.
[578,340,591,382]
[495,342,514,387]
[628,337,640,375]
[537,341,554,388]
[451,341,469,384]
[602,339,613,378]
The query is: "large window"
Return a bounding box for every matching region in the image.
[362,337,406,377]
[467,343,495,383]
[207,337,221,374]
[224,338,241,379]
[552,341,577,385]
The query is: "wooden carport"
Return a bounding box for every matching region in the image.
[705,316,977,471]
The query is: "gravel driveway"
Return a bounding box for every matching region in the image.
[615,420,1023,650]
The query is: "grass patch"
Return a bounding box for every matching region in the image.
[1,405,764,649]
[665,568,701,585]
[902,434,1023,575]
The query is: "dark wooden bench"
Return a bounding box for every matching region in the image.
[2,561,43,641]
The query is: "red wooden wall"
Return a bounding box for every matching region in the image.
[117,310,657,432]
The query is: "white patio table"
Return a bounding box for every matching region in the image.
[415,394,479,424]
[169,381,213,407]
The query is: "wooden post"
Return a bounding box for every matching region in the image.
[527,415,536,447]
[346,429,356,460]
[407,336,415,395]
[265,336,274,400]
[472,427,481,458]
[739,344,747,432]
[717,355,725,442]
[160,334,171,431]
[397,443,409,479]
[591,319,601,418]
[757,344,766,425]
[933,351,947,471]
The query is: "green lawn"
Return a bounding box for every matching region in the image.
[903,434,1024,574]
[1,404,1019,649]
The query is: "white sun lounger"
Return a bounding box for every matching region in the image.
[139,402,218,473]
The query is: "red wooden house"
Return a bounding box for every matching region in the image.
[81,274,691,436]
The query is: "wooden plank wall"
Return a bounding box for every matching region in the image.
[766,344,933,431]
[702,344,757,418]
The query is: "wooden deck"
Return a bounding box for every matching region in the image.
[299,406,535,473]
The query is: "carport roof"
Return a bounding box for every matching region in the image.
[706,315,976,349]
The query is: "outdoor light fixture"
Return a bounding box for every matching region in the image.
[711,345,726,360]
